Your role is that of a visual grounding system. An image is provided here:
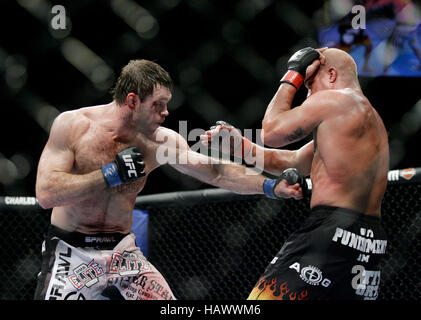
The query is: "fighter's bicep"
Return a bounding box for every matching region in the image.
[38,141,75,174]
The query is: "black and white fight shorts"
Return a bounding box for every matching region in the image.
[248,205,388,300]
[34,225,176,300]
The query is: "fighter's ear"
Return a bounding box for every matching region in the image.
[328,67,337,83]
[125,93,139,110]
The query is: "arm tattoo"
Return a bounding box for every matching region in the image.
[286,127,305,142]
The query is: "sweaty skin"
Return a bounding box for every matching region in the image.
[36,86,171,233]
[36,86,302,234]
[261,48,390,217]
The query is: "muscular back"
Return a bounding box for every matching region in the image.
[310,89,389,216]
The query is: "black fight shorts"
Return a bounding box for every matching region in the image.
[248,205,388,300]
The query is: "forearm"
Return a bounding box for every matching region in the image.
[36,169,107,209]
[263,46,319,124]
[241,141,278,175]
[265,84,296,117]
[236,134,295,175]
[242,138,313,176]
[262,84,297,146]
[212,162,266,195]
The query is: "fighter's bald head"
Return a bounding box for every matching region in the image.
[320,48,358,82]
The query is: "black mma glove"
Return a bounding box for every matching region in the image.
[280,47,320,90]
[102,147,145,187]
[263,168,308,199]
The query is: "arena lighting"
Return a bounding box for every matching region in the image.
[1,0,419,302]
[17,0,112,91]
[60,37,115,91]
[110,0,159,40]
[389,99,421,167]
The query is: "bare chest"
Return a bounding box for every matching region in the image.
[73,128,159,194]
[74,133,125,173]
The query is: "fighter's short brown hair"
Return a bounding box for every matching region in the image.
[111,59,173,105]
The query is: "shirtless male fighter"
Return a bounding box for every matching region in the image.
[34,59,303,300]
[202,48,390,300]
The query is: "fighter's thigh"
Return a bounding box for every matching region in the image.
[248,261,311,300]
[35,239,107,300]
[112,262,176,300]
[248,250,333,300]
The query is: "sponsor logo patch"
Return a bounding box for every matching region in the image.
[68,260,104,290]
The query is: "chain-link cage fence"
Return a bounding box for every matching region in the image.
[0,169,420,300]
[0,199,50,300]
[140,182,421,301]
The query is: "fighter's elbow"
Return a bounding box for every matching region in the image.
[260,121,291,148]
[261,118,271,135]
[261,121,285,147]
[36,196,53,209]
[261,119,275,146]
[263,134,281,148]
[209,164,223,186]
[36,184,54,209]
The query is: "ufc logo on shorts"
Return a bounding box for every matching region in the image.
[122,155,137,177]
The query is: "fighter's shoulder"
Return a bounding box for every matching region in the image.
[305,89,357,112]
[49,108,91,145]
[306,89,347,103]
[52,108,90,129]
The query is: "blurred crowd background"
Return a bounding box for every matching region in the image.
[1,0,421,197]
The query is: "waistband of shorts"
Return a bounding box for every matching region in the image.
[47,224,129,249]
[311,205,381,224]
